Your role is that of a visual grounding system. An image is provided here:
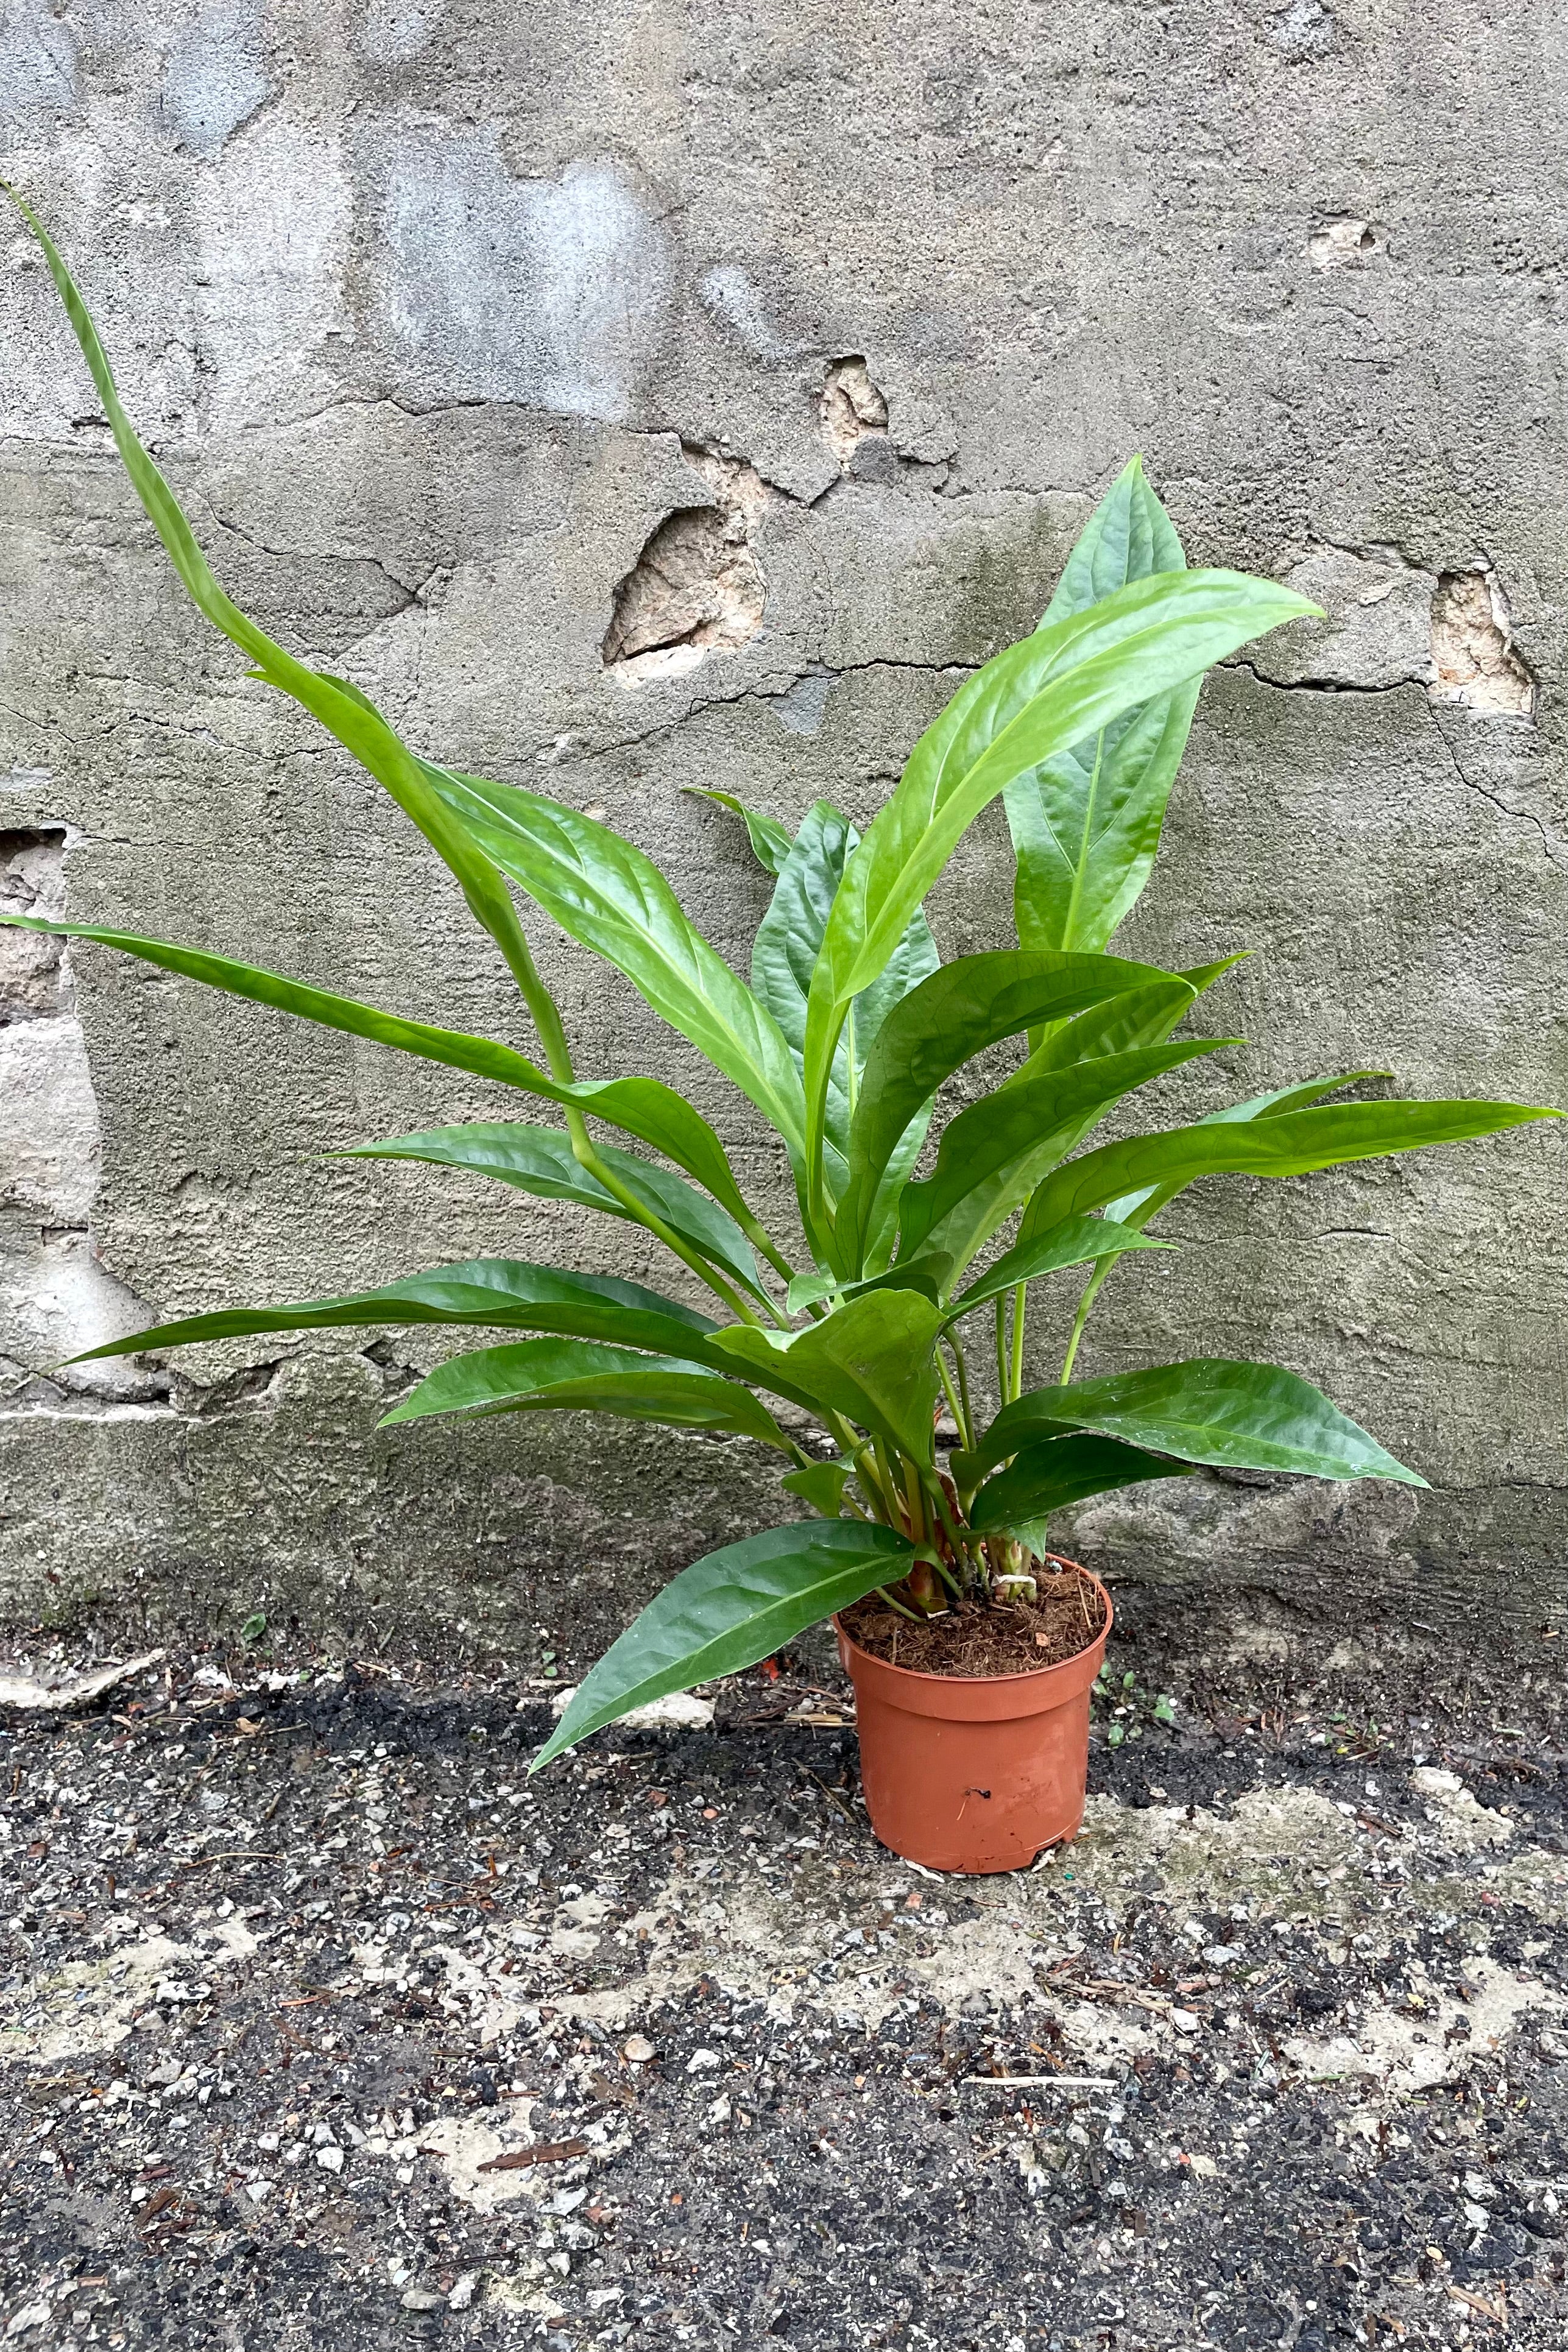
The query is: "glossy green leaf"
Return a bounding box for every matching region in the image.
[711,1288,945,1463]
[8,197,554,1005]
[0,916,771,1254]
[1026,956,1243,1078]
[67,1258,720,1367]
[751,800,938,1221]
[801,563,1318,1198]
[779,1459,853,1516]
[956,1358,1428,1486]
[1019,1098,1555,1237]
[342,1123,762,1298]
[426,769,807,1159]
[1086,1072,1387,1248]
[381,1337,789,1447]
[683,787,795,876]
[945,1215,1171,1319]
[1008,459,1201,957]
[787,1254,953,1318]
[899,1037,1235,1263]
[532,1518,915,1770]
[838,949,1185,1268]
[967,1433,1185,1534]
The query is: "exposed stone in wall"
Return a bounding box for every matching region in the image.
[1429,571,1536,717]
[602,448,769,682]
[821,359,890,473]
[1307,216,1389,271]
[0,832,158,1404]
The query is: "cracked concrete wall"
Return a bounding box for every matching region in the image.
[1,0,1566,1659]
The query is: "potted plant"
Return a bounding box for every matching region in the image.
[5,199,1554,1872]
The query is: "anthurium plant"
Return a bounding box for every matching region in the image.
[5,199,1554,1774]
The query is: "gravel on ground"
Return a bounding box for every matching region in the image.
[3,1631,1567,2351]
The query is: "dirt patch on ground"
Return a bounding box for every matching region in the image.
[842,1558,1106,1676]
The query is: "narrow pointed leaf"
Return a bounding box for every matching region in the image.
[0,916,770,1248]
[683,786,795,876]
[1019,1099,1555,1235]
[899,1037,1236,1263]
[9,196,547,991]
[752,800,938,1218]
[342,1123,762,1297]
[838,948,1185,1267]
[381,1337,789,1447]
[956,1358,1429,1486]
[532,1519,916,1770]
[426,770,807,1158]
[1008,458,1197,956]
[947,1215,1171,1319]
[67,1258,720,1366]
[1092,1071,1393,1236]
[967,1433,1186,1534]
[802,563,1318,1186]
[710,1288,945,1464]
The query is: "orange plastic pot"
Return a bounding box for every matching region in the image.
[834,1561,1112,1874]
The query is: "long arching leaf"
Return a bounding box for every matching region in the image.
[427,769,807,1160]
[532,1519,916,1770]
[0,915,769,1248]
[945,1214,1171,1319]
[381,1338,789,1448]
[8,196,546,1001]
[1019,1099,1555,1234]
[66,1259,721,1366]
[342,1123,763,1298]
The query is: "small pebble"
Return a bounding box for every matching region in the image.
[623,2035,657,2064]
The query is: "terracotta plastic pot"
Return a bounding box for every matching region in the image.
[835,1560,1112,1874]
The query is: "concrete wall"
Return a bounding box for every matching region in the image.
[2,0,1565,1661]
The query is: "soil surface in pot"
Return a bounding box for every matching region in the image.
[841,1555,1106,1676]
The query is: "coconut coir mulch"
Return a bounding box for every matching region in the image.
[841,1555,1106,1676]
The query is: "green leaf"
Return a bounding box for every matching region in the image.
[752,800,938,1220]
[838,948,1185,1269]
[710,1288,945,1463]
[67,1257,720,1366]
[787,1254,954,1318]
[967,1432,1186,1534]
[1007,459,1201,957]
[956,1358,1429,1486]
[0,916,770,1252]
[1025,956,1243,1076]
[380,1337,789,1447]
[779,1459,853,1516]
[683,787,795,877]
[1019,1098,1556,1235]
[532,1518,916,1770]
[342,1123,763,1298]
[801,563,1319,1197]
[1089,1070,1391,1237]
[426,769,807,1160]
[898,1037,1236,1265]
[945,1215,1171,1319]
[7,196,551,998]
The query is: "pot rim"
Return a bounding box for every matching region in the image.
[833,1555,1112,1692]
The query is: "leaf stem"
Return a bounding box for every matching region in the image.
[1060,1258,1113,1383]
[1008,1280,1028,1401]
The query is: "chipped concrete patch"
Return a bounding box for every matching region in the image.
[1,1934,192,2064]
[602,447,769,680]
[1285,1955,1566,2098]
[1430,567,1536,715]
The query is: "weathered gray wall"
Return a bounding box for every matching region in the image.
[2,0,1565,1661]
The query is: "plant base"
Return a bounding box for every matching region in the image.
[834,1561,1113,1874]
